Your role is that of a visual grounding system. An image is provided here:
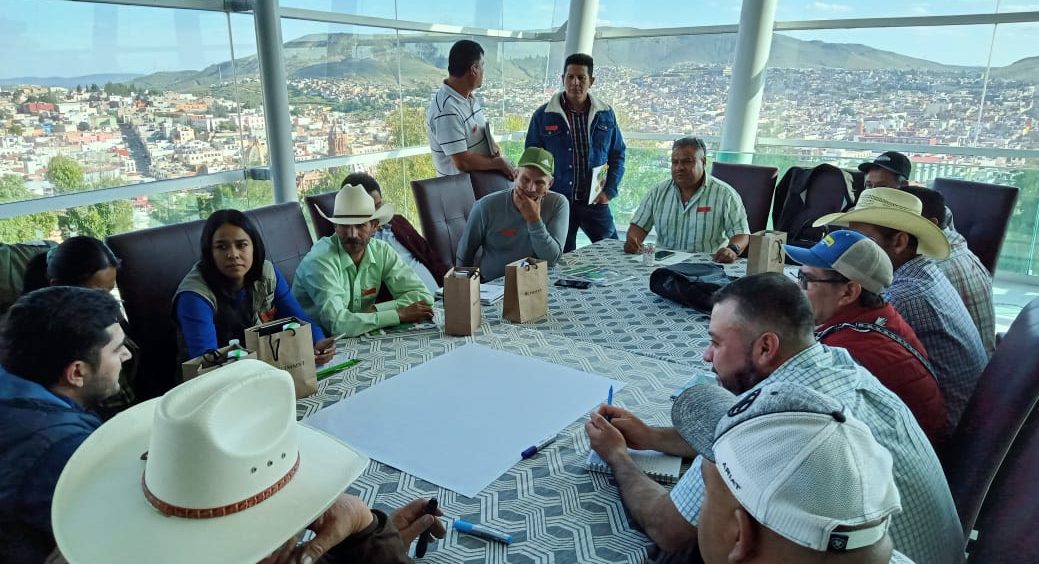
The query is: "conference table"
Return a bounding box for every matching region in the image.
[297,241,771,563]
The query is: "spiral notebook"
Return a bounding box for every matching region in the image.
[586,449,682,485]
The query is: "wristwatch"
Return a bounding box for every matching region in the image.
[726,243,741,255]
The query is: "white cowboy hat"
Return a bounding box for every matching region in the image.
[318,183,396,226]
[52,360,369,564]
[813,187,950,259]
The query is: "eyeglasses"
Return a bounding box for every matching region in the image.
[796,271,847,289]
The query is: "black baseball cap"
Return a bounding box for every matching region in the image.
[858,151,911,179]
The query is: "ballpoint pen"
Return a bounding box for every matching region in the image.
[521,435,557,460]
[605,385,614,422]
[415,498,438,557]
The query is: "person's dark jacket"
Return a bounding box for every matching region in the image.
[0,368,102,563]
[388,215,450,285]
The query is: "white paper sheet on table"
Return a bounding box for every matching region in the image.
[304,343,625,497]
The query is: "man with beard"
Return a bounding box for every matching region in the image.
[293,183,433,338]
[584,273,962,564]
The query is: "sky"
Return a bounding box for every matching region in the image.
[2,0,1039,78]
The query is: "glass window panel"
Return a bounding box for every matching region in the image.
[760,27,994,147]
[279,19,403,159]
[278,0,396,18]
[0,1,257,203]
[597,0,744,28]
[594,34,737,137]
[775,0,999,21]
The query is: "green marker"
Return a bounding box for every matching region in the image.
[316,358,361,380]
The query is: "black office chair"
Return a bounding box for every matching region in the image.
[410,173,477,268]
[933,178,1019,273]
[711,162,779,233]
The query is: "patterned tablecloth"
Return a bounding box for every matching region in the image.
[298,321,699,564]
[296,241,798,562]
[481,239,755,368]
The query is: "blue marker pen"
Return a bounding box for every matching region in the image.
[605,385,614,422]
[453,520,513,545]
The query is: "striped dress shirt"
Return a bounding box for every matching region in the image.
[670,343,963,564]
[630,176,748,252]
[938,227,996,355]
[885,255,988,429]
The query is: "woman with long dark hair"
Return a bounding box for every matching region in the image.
[173,209,336,364]
[21,236,138,417]
[22,235,121,293]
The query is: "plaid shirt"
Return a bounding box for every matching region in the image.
[560,94,591,202]
[885,255,988,429]
[938,227,996,355]
[630,176,748,252]
[670,343,963,564]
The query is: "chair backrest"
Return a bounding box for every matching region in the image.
[710,162,779,233]
[773,164,857,247]
[940,298,1039,543]
[470,170,512,200]
[304,191,338,240]
[106,202,313,400]
[933,177,1019,273]
[967,408,1039,561]
[410,173,476,268]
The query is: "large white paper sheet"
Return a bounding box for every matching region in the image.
[304,343,624,497]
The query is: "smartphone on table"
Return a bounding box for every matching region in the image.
[555,278,592,289]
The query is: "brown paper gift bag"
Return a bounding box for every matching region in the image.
[746,230,787,275]
[245,317,318,398]
[503,257,548,323]
[181,344,256,382]
[443,266,481,336]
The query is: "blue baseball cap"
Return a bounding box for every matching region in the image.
[784,230,893,294]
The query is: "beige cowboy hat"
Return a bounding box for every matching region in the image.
[813,187,950,259]
[52,360,369,564]
[318,183,396,226]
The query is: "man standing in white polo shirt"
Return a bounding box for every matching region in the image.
[426,39,515,180]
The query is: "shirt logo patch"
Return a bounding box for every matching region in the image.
[500,228,518,237]
[259,308,278,322]
[545,125,559,131]
[471,124,478,133]
[362,287,378,297]
[697,206,712,213]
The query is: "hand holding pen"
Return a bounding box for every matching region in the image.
[392,498,445,554]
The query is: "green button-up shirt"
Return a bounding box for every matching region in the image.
[292,235,433,337]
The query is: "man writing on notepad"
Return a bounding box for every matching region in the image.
[623,137,748,263]
[584,273,962,564]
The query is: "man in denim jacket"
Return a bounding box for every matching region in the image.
[525,53,626,252]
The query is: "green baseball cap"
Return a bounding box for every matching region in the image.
[518,147,554,175]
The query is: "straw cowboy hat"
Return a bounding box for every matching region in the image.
[813,187,950,259]
[52,360,369,564]
[318,183,396,226]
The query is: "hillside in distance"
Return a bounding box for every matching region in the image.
[113,27,1038,94]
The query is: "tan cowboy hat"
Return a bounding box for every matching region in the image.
[318,183,396,226]
[52,360,369,564]
[813,188,950,259]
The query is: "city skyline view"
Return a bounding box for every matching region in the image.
[3,0,1039,275]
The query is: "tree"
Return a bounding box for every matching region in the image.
[374,154,436,227]
[9,124,23,136]
[387,105,428,148]
[0,174,58,242]
[76,84,83,94]
[77,121,90,132]
[46,155,86,193]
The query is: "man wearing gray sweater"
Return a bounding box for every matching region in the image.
[457,147,570,281]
